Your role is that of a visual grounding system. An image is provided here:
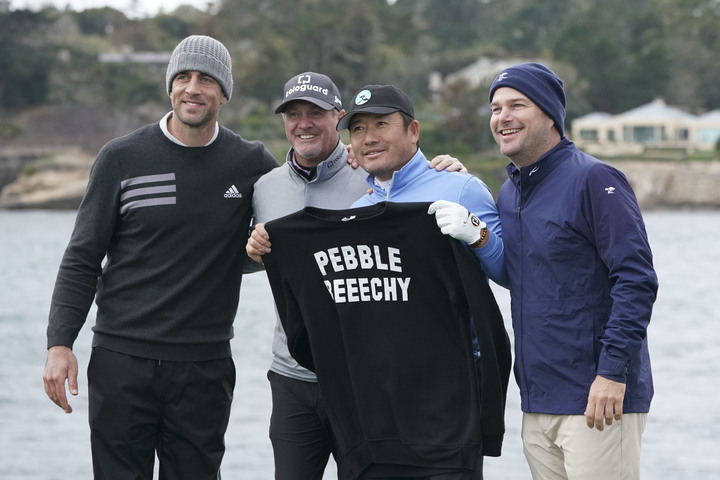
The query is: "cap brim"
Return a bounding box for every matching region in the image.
[336,106,401,131]
[275,96,337,114]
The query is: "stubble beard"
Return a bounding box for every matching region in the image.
[174,108,215,130]
[294,144,323,163]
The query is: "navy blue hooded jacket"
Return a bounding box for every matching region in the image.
[497,138,658,414]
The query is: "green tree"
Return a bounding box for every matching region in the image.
[0,10,56,111]
[214,0,389,106]
[554,0,669,113]
[650,0,720,111]
[494,0,586,56]
[397,0,487,52]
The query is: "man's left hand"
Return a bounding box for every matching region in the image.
[584,375,626,431]
[428,200,485,245]
[346,144,359,169]
[429,154,467,173]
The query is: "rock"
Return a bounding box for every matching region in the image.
[0,148,92,209]
[0,168,89,209]
[608,160,720,210]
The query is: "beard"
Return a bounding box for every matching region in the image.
[174,108,216,129]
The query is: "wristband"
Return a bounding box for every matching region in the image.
[468,227,488,249]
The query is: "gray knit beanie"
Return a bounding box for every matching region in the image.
[166,35,233,100]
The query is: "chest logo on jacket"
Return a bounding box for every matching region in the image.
[313,244,411,303]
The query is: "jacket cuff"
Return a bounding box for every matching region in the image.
[597,349,628,382]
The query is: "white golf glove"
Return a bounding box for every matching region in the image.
[428,200,486,245]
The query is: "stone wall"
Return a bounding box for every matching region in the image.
[1,154,719,210]
[608,160,720,210]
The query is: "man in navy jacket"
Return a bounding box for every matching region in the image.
[488,63,658,479]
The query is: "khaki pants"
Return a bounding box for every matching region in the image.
[522,413,647,480]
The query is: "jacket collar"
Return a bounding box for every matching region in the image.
[364,149,427,196]
[506,138,573,187]
[285,141,349,182]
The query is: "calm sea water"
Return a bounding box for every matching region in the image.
[0,209,718,479]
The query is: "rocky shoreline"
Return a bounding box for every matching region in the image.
[607,159,720,210]
[1,149,719,210]
[0,147,94,210]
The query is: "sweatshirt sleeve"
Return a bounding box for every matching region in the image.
[451,240,512,456]
[46,146,121,349]
[262,235,315,372]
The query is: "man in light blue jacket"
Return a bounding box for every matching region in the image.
[341,84,507,287]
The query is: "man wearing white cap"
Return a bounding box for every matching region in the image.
[42,35,278,479]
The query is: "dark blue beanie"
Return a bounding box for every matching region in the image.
[488,63,566,137]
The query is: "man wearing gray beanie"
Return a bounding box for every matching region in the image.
[43,35,278,479]
[489,63,658,479]
[166,34,234,101]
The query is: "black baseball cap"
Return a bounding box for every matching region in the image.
[275,72,342,114]
[336,84,415,131]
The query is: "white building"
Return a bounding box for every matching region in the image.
[429,57,535,105]
[694,110,720,151]
[572,98,720,154]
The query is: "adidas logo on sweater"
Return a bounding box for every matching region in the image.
[224,185,242,198]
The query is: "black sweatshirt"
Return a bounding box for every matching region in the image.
[263,202,511,478]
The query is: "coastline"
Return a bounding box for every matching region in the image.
[1,149,719,210]
[607,159,720,210]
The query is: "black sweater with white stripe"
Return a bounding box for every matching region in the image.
[47,122,278,361]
